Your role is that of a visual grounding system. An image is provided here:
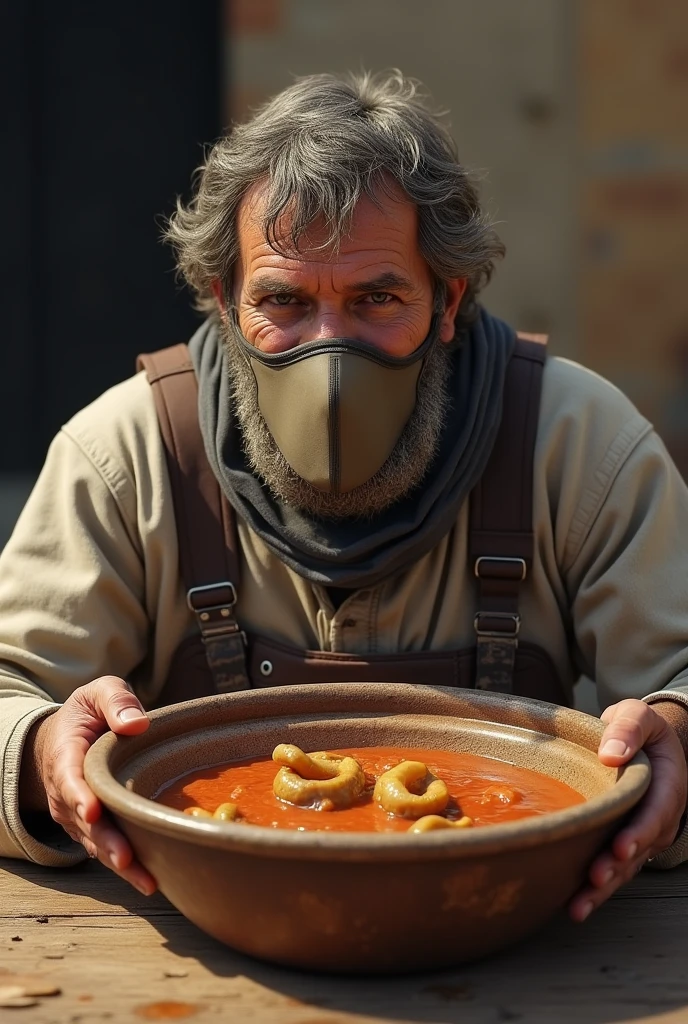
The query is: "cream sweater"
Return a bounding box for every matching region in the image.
[1,355,688,867]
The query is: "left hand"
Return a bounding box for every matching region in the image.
[569,698,687,922]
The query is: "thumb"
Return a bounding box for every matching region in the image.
[598,699,658,766]
[76,675,149,737]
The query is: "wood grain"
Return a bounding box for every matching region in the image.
[2,859,688,1023]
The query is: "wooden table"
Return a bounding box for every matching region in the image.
[2,858,688,1023]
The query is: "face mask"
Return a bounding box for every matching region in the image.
[236,316,440,493]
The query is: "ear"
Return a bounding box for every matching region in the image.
[210,279,230,323]
[440,278,468,343]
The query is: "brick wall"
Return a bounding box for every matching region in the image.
[226,0,578,358]
[227,0,688,472]
[578,0,688,472]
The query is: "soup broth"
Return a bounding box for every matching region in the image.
[156,746,584,832]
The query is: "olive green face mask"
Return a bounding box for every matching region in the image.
[237,319,439,494]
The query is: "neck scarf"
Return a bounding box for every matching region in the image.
[189,307,515,589]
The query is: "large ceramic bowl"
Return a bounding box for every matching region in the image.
[84,684,650,973]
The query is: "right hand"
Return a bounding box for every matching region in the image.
[21,676,157,895]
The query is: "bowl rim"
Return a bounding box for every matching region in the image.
[84,683,651,862]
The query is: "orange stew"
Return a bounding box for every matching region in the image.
[156,747,584,832]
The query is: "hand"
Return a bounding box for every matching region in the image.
[569,698,687,922]
[20,676,157,896]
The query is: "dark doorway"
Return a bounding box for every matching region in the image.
[1,1,223,472]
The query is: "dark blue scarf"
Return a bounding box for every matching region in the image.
[189,307,515,588]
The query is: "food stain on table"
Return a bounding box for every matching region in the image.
[134,1001,200,1019]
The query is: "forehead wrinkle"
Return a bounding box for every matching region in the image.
[329,250,423,293]
[246,245,414,285]
[238,175,417,249]
[243,202,415,266]
[238,188,429,298]
[245,255,424,301]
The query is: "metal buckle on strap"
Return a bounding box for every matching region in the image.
[187,581,237,614]
[474,611,521,638]
[186,582,245,643]
[474,557,527,581]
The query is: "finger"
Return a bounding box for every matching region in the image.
[585,840,656,888]
[598,700,661,765]
[62,808,158,895]
[582,756,683,881]
[74,676,149,736]
[82,814,135,872]
[569,850,650,922]
[80,815,157,895]
[77,833,157,895]
[612,791,684,863]
[586,847,628,890]
[109,857,157,896]
[61,813,157,895]
[55,738,104,825]
[612,736,685,861]
[78,834,100,860]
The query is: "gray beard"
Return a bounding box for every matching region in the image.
[222,320,453,520]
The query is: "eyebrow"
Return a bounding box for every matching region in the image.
[246,271,415,300]
[245,276,302,301]
[350,272,415,295]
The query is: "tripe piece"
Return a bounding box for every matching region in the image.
[374,761,449,819]
[213,802,240,821]
[272,744,365,811]
[407,814,474,833]
[183,806,213,818]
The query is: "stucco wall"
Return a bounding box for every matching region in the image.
[229,0,578,358]
[229,0,688,474]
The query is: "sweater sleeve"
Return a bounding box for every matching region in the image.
[564,428,688,706]
[563,428,688,868]
[0,422,150,864]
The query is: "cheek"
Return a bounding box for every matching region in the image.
[238,308,298,353]
[367,307,433,356]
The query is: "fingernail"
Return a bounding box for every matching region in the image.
[118,708,144,723]
[600,739,629,758]
[602,868,615,885]
[626,842,638,860]
[579,901,594,921]
[76,803,85,821]
[108,847,122,872]
[134,880,152,896]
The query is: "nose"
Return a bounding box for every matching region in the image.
[304,310,352,343]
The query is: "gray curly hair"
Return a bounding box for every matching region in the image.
[165,70,505,327]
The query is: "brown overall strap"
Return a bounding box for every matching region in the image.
[468,333,548,693]
[136,345,250,692]
[139,333,546,699]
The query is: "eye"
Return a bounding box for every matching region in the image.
[366,292,394,305]
[270,293,297,306]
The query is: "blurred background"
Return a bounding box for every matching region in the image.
[2,0,688,547]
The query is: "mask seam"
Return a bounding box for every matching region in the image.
[328,355,341,494]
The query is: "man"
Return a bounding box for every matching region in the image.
[2,72,688,926]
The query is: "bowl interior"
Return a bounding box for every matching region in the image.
[85,685,651,856]
[119,712,615,803]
